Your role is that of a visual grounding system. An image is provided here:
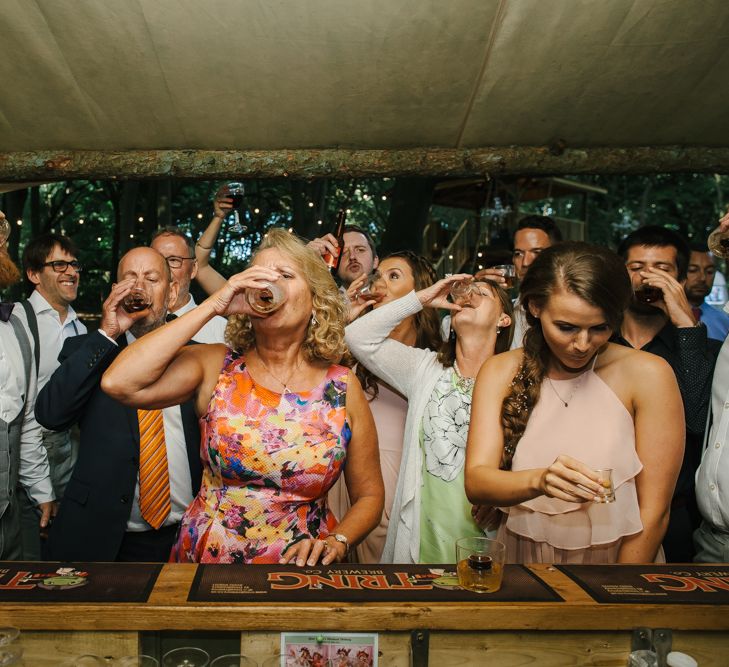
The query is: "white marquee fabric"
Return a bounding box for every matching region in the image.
[2,0,728,152]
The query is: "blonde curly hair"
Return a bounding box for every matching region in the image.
[225,228,348,364]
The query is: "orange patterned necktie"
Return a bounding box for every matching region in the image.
[137,408,171,529]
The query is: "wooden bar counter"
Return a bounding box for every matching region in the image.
[2,563,729,665]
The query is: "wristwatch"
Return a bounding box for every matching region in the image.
[330,533,349,553]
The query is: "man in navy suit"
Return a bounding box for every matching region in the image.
[36,247,202,562]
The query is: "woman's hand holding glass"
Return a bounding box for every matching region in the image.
[539,454,605,503]
[280,536,347,567]
[416,273,472,310]
[207,266,282,318]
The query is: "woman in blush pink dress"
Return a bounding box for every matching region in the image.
[465,242,684,564]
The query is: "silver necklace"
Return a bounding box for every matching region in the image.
[546,354,598,407]
[453,360,475,393]
[256,352,301,393]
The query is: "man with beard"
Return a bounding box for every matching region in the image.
[36,247,202,562]
[0,211,54,559]
[471,215,563,348]
[15,233,87,559]
[684,242,729,342]
[307,224,379,289]
[614,225,721,561]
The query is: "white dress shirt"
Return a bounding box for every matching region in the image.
[14,291,87,433]
[696,303,729,532]
[0,318,53,504]
[101,330,194,531]
[173,294,227,344]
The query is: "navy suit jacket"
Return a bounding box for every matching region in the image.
[35,330,202,561]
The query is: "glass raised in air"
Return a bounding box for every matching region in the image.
[455,537,506,593]
[245,281,286,315]
[355,271,383,303]
[122,286,152,313]
[708,226,729,259]
[493,264,516,289]
[225,182,246,234]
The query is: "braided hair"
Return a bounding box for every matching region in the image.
[500,242,631,469]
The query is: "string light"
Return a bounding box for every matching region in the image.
[138,216,144,222]
[288,227,293,233]
[97,237,102,242]
[448,254,454,260]
[196,213,203,219]
[254,208,260,214]
[317,220,322,225]
[477,252,483,258]
[478,264,484,270]
[16,219,22,226]
[129,234,134,239]
[346,209,351,214]
[308,202,314,208]
[79,218,84,225]
[381,195,387,201]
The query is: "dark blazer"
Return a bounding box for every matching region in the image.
[35,330,202,562]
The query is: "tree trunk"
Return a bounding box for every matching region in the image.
[119,181,140,255]
[380,178,435,256]
[3,147,729,180]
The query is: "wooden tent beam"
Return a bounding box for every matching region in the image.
[0,147,728,180]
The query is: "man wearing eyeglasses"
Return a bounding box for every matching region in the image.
[14,233,87,559]
[150,228,227,343]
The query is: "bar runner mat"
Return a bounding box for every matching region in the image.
[556,563,729,604]
[0,561,162,603]
[188,563,562,602]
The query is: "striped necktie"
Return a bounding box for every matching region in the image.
[137,408,171,529]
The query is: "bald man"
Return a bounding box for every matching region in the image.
[36,248,202,562]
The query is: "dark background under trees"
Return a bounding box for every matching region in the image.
[2,173,728,320]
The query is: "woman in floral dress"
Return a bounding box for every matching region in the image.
[103,228,384,565]
[345,274,513,563]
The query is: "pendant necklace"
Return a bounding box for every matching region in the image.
[546,353,598,407]
[453,360,475,394]
[256,351,301,394]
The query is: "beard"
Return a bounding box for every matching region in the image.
[0,252,21,290]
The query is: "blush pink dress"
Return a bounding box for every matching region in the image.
[498,368,645,564]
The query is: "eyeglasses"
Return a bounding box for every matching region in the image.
[164,256,196,269]
[43,260,82,273]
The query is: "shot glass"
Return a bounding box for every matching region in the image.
[449,279,478,306]
[245,281,286,315]
[594,468,615,503]
[492,264,516,289]
[455,536,506,593]
[708,226,729,259]
[355,270,383,302]
[122,286,152,313]
[634,285,663,304]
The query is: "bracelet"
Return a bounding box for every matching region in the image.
[196,241,214,250]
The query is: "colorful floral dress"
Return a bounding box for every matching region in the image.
[170,350,351,563]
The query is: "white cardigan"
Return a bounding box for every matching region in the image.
[345,290,448,563]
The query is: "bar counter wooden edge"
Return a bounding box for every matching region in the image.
[3,563,729,666]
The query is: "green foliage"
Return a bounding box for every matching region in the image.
[3,173,727,317]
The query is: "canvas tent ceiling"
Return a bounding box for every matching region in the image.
[2,0,729,155]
